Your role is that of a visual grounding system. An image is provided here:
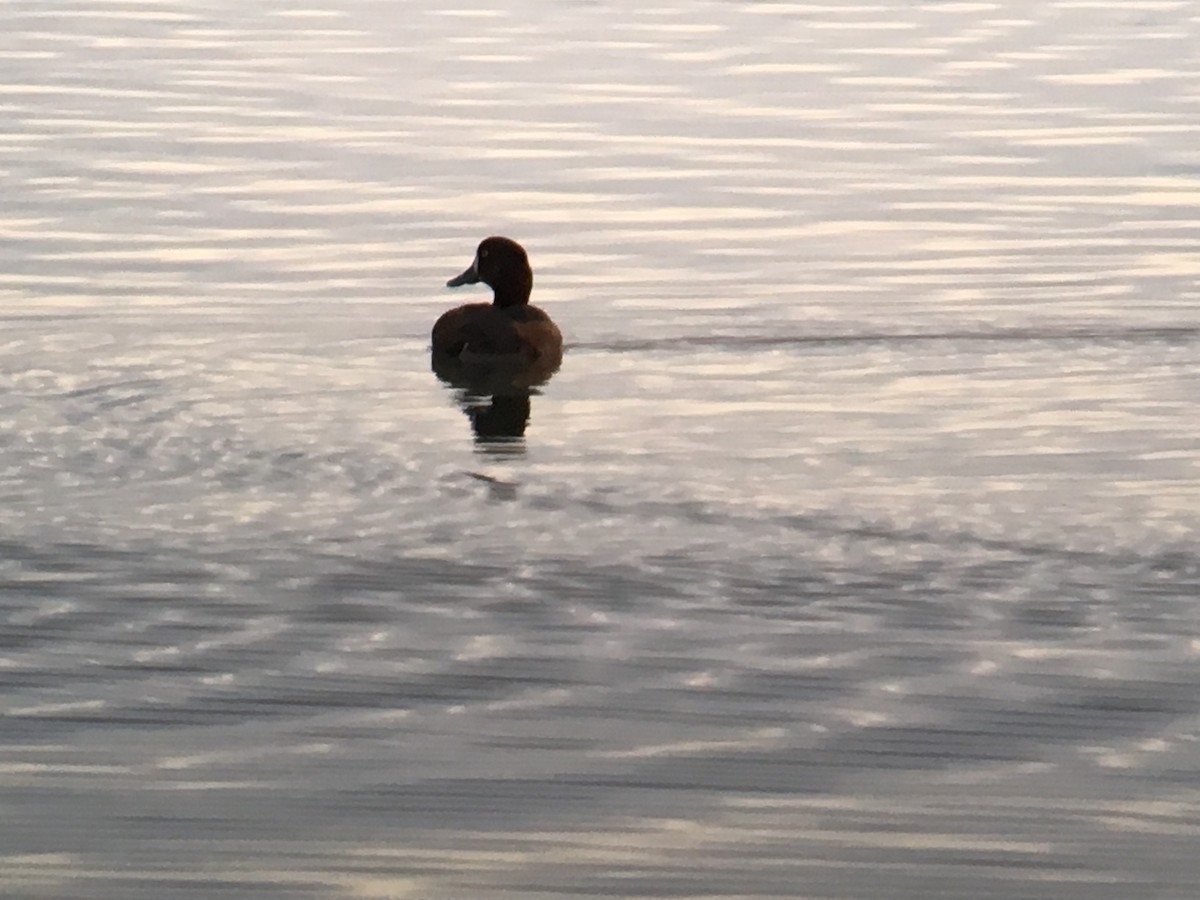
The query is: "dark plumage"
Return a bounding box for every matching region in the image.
[431,237,563,369]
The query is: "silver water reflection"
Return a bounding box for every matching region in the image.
[2,1,1200,899]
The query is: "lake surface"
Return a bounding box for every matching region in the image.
[2,1,1199,897]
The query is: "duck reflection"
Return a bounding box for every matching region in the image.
[431,351,559,454]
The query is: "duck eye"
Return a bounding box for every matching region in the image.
[480,249,489,259]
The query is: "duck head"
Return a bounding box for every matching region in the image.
[447,236,533,308]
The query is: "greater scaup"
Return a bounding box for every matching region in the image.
[431,237,563,372]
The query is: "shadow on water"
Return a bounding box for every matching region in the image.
[430,348,561,456]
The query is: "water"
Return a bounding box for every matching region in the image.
[2,1,1199,897]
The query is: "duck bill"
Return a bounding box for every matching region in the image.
[446,260,480,287]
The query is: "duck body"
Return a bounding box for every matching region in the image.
[432,237,563,369]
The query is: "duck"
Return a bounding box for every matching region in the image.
[432,237,563,371]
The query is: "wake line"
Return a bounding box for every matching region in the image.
[568,325,1200,353]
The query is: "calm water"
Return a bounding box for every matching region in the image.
[2,1,1200,897]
